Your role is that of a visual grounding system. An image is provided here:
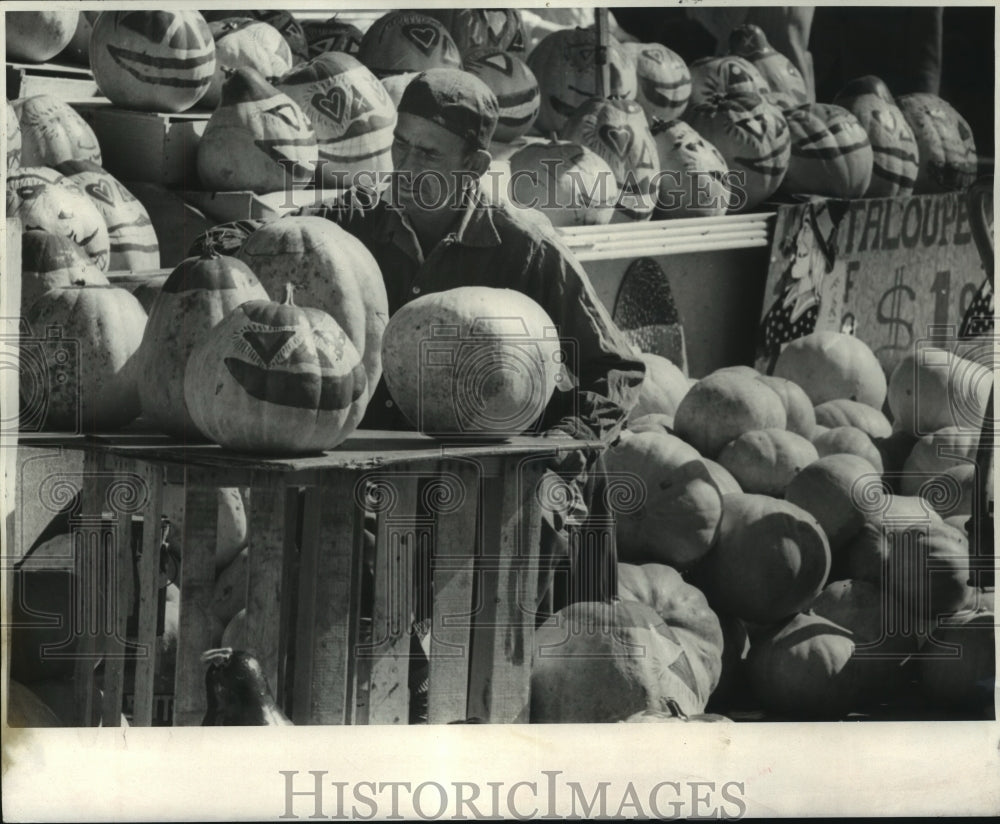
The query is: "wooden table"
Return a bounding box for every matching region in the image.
[17,429,603,727]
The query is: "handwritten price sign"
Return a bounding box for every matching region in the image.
[755,191,990,377]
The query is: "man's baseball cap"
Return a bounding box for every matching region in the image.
[397,68,500,150]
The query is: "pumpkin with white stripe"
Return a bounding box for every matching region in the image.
[683,92,790,212]
[184,284,369,454]
[357,11,462,79]
[90,11,216,113]
[622,42,691,123]
[10,181,110,271]
[464,48,539,143]
[197,67,318,193]
[560,97,659,223]
[12,94,101,168]
[198,18,293,111]
[527,28,637,135]
[728,24,808,106]
[782,103,873,199]
[688,55,769,107]
[420,9,526,57]
[651,119,730,218]
[896,93,977,194]
[277,52,396,190]
[55,160,160,272]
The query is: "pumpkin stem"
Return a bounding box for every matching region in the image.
[283,283,296,306]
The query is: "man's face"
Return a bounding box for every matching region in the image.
[391,112,477,213]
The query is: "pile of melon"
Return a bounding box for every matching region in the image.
[531,333,994,722]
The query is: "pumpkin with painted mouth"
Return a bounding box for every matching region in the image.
[12,94,101,168]
[896,93,977,194]
[560,97,659,223]
[464,48,540,144]
[90,10,216,113]
[9,181,110,271]
[527,27,637,134]
[197,67,318,194]
[683,92,790,212]
[688,55,769,107]
[728,23,809,106]
[782,102,874,199]
[184,284,369,454]
[357,11,462,79]
[420,8,526,57]
[623,41,692,123]
[198,17,294,111]
[277,52,397,191]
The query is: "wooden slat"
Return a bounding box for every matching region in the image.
[427,461,480,724]
[365,474,419,725]
[172,477,218,726]
[243,477,288,700]
[131,462,163,727]
[466,458,543,723]
[275,486,301,712]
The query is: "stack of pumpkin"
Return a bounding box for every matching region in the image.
[530,334,993,722]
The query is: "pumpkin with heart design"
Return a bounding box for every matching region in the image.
[896,93,977,193]
[781,103,873,199]
[357,11,462,79]
[197,17,294,111]
[622,42,692,123]
[198,67,318,193]
[420,9,526,57]
[7,101,22,171]
[20,230,110,315]
[12,94,101,168]
[302,18,364,57]
[55,160,160,272]
[10,180,110,271]
[464,48,539,144]
[90,10,216,113]
[684,92,790,212]
[527,27,637,135]
[651,119,730,219]
[184,283,369,454]
[688,55,770,107]
[560,97,659,223]
[728,24,809,106]
[833,76,919,198]
[277,52,396,190]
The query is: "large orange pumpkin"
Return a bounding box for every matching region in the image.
[781,103,873,199]
[90,11,216,113]
[5,11,78,63]
[718,428,819,497]
[136,250,269,438]
[357,11,462,79]
[13,95,101,168]
[184,284,369,454]
[20,230,109,315]
[896,93,977,194]
[773,330,887,409]
[812,426,885,473]
[687,55,769,107]
[754,373,816,439]
[198,17,294,111]
[277,52,397,190]
[629,351,689,419]
[236,217,389,406]
[463,49,540,144]
[813,398,893,439]
[10,180,110,272]
[622,42,692,123]
[728,24,809,105]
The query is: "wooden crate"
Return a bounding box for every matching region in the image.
[15,429,597,726]
[7,61,99,100]
[70,101,209,189]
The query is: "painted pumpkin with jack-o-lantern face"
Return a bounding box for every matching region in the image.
[420,8,526,57]
[834,76,919,198]
[197,67,318,193]
[527,27,637,135]
[896,93,977,193]
[11,181,110,271]
[651,119,730,219]
[12,94,101,168]
[198,18,293,111]
[623,42,691,123]
[302,18,364,57]
[688,55,769,107]
[89,10,216,113]
[782,102,873,199]
[560,97,659,223]
[357,11,462,79]
[277,52,397,190]
[683,92,790,211]
[729,24,808,106]
[464,48,539,144]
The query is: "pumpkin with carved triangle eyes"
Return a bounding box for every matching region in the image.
[12,94,101,168]
[420,8,526,57]
[622,42,692,123]
[90,11,216,113]
[277,52,397,190]
[7,101,21,171]
[896,93,977,194]
[302,18,364,58]
[136,249,269,438]
[527,27,638,135]
[56,160,160,272]
[728,24,809,106]
[10,181,110,271]
[357,11,462,79]
[684,92,790,212]
[560,98,659,223]
[782,103,873,199]
[184,283,369,454]
[197,67,318,193]
[197,18,294,111]
[688,55,770,108]
[833,77,919,198]
[464,48,539,143]
[650,119,730,219]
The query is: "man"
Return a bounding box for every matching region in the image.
[298,68,645,721]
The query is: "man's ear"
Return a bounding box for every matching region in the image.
[468,148,492,177]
